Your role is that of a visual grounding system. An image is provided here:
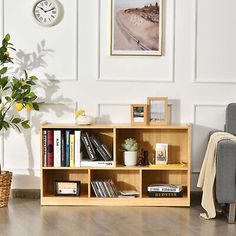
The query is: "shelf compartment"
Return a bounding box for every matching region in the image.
[42,169,89,197]
[116,128,189,166]
[90,169,141,197]
[141,170,188,197]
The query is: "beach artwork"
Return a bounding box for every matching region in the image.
[111,0,162,56]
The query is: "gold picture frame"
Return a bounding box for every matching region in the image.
[147,97,168,125]
[130,104,147,126]
[110,0,163,56]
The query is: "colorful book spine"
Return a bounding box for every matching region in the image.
[74,130,81,167]
[65,130,70,167]
[61,130,66,167]
[54,130,61,167]
[70,134,75,167]
[43,130,47,167]
[46,130,54,167]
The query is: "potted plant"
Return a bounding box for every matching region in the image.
[0,34,42,207]
[121,138,138,166]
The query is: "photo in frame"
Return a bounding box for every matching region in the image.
[147,97,168,125]
[130,104,147,126]
[111,0,163,56]
[155,143,168,164]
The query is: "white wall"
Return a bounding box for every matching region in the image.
[1,0,236,191]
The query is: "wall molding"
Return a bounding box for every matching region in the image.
[193,0,236,84]
[97,0,176,83]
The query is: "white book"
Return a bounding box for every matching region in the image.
[80,160,114,167]
[74,130,81,167]
[147,184,183,192]
[54,130,61,167]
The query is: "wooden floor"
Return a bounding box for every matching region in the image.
[0,198,235,236]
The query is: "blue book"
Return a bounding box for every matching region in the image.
[65,130,70,167]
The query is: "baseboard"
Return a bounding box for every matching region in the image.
[11,189,40,199]
[11,189,203,201]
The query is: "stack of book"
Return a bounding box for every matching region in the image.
[91,179,119,198]
[43,130,113,167]
[147,184,183,198]
[119,190,140,198]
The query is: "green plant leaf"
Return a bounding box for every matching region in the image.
[0,76,8,88]
[32,103,39,111]
[0,67,7,74]
[2,121,9,130]
[5,96,11,102]
[5,34,10,41]
[29,76,38,81]
[21,120,30,129]
[12,118,21,123]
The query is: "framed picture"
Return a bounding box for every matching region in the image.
[131,104,147,126]
[155,143,168,164]
[110,0,163,56]
[147,97,168,125]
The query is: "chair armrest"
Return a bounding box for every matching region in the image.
[208,130,223,141]
[216,140,236,203]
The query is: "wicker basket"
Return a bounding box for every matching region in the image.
[0,171,12,207]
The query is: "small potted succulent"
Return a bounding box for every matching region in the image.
[121,138,138,166]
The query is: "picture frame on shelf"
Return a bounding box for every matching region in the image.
[147,97,168,125]
[130,104,147,126]
[110,0,163,56]
[155,143,168,164]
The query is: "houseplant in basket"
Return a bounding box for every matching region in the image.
[121,138,138,166]
[0,34,42,207]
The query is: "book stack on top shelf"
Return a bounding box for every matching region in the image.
[43,129,113,168]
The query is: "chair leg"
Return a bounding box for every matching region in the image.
[228,203,236,224]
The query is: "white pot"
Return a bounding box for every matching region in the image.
[76,115,93,125]
[124,151,137,166]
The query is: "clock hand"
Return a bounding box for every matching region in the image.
[37,6,46,13]
[45,7,55,13]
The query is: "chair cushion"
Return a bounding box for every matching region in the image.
[226,103,236,136]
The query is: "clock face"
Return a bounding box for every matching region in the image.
[33,0,59,26]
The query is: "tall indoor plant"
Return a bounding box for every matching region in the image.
[0,34,42,207]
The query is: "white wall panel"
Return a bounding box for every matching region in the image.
[192,105,226,172]
[196,0,236,82]
[99,0,175,82]
[3,0,78,81]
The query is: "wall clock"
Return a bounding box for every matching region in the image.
[33,0,62,26]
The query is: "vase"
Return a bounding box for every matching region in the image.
[76,115,93,125]
[0,171,12,207]
[123,151,137,166]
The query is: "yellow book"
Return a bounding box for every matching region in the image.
[70,134,75,167]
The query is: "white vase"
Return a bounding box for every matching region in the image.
[76,115,93,125]
[124,151,137,166]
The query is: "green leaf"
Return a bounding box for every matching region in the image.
[24,70,28,80]
[21,120,30,129]
[13,77,20,85]
[26,81,36,85]
[12,118,21,124]
[0,67,7,74]
[0,76,8,88]
[2,121,9,130]
[5,96,11,102]
[29,76,38,81]
[32,103,39,111]
[5,34,10,42]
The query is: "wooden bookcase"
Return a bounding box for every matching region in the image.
[40,124,191,206]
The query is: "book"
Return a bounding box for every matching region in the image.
[90,135,112,161]
[70,134,75,167]
[61,130,66,167]
[46,130,54,167]
[43,130,47,167]
[54,130,61,167]
[148,191,183,198]
[120,190,139,196]
[80,160,113,167]
[65,130,70,167]
[74,130,81,167]
[147,184,183,192]
[81,132,97,161]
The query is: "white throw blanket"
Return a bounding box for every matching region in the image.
[197,132,236,219]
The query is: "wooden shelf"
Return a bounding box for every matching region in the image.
[40,124,191,206]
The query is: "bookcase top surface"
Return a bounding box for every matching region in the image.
[41,123,191,130]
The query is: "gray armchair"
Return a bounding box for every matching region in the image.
[215,103,236,223]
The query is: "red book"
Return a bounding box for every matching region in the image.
[46,130,54,167]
